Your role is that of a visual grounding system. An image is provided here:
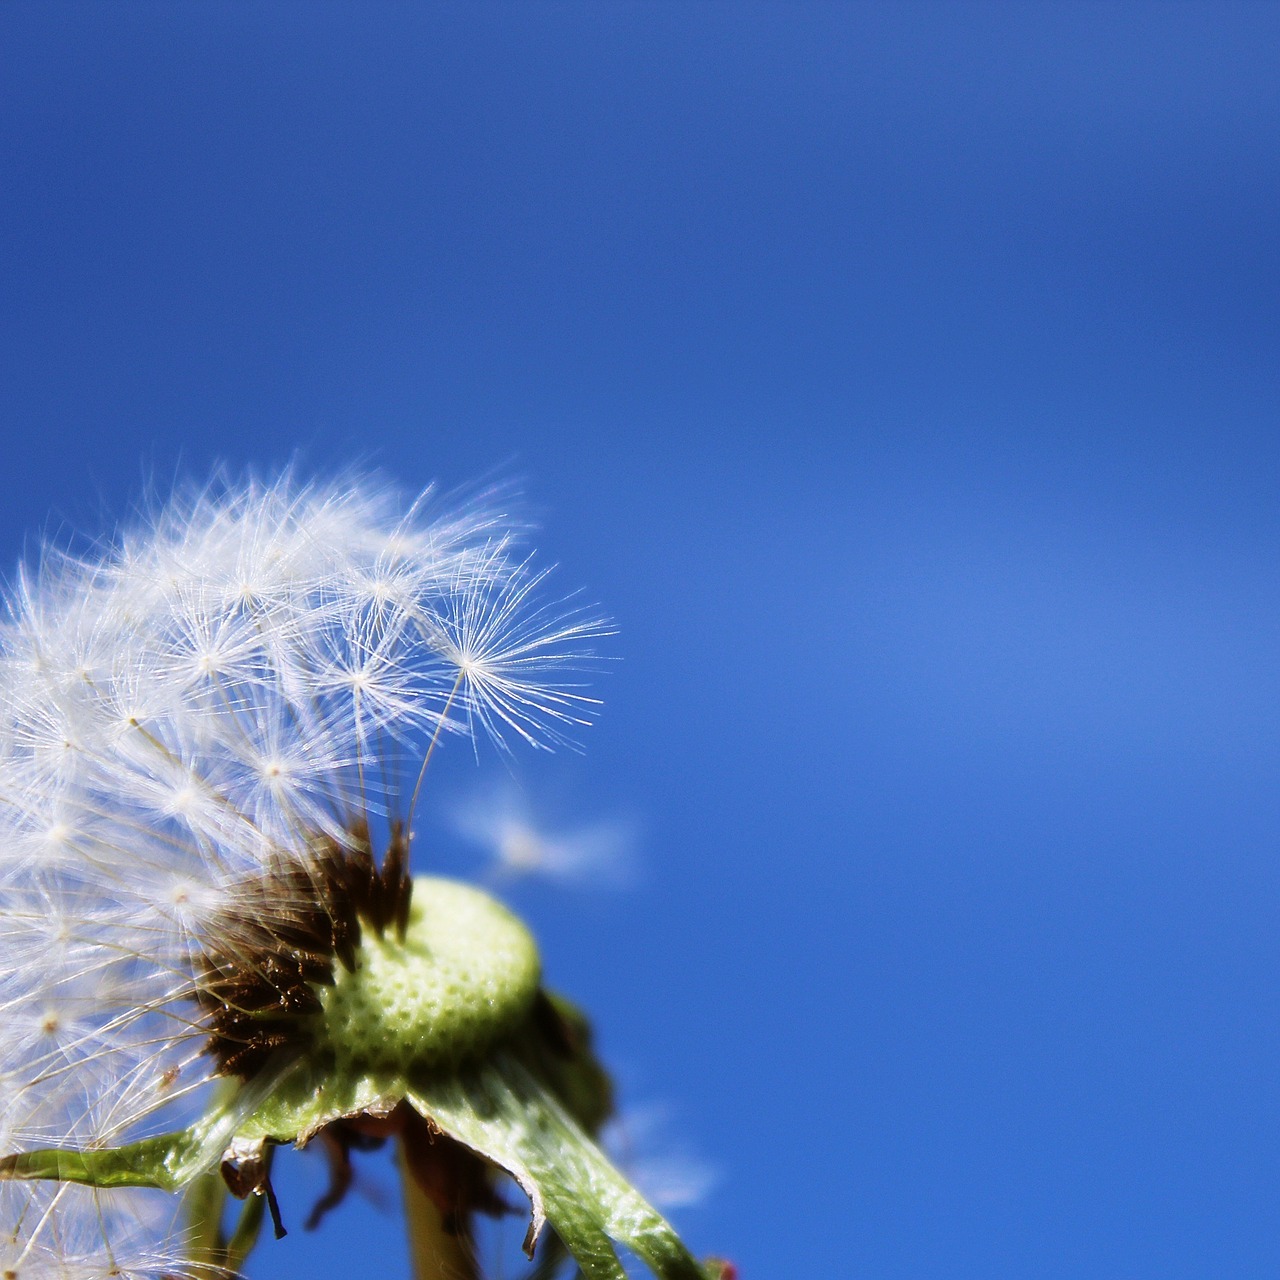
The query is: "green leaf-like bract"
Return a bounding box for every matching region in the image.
[0,1059,294,1191]
[1,954,715,1280]
[408,1054,709,1280]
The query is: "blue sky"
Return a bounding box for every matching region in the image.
[1,4,1278,1277]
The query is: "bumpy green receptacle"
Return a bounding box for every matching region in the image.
[319,876,541,1070]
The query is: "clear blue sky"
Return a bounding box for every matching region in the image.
[1,5,1278,1277]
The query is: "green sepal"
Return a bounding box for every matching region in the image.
[176,1155,270,1273]
[224,1185,269,1269]
[180,1165,231,1262]
[0,1127,205,1192]
[513,990,615,1137]
[232,1054,406,1146]
[0,1054,298,1193]
[407,1054,710,1280]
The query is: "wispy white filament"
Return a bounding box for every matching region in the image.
[452,783,636,887]
[0,471,608,1276]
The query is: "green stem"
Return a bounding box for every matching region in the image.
[181,1166,228,1267]
[398,1135,479,1280]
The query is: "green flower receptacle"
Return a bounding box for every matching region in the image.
[319,877,541,1073]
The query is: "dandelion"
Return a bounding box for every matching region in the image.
[0,472,723,1280]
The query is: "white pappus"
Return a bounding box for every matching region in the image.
[0,471,609,1278]
[451,783,636,888]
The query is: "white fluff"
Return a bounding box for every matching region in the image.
[452,783,636,887]
[0,471,607,1276]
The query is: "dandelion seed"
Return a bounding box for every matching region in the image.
[452,784,636,887]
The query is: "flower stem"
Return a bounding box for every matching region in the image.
[398,1135,479,1280]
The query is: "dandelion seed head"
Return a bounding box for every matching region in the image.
[0,470,609,1274]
